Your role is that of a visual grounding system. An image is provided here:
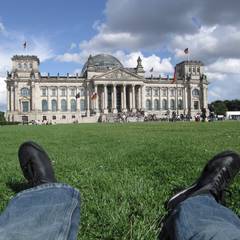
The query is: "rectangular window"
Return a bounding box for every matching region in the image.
[71,89,75,96]
[62,115,66,119]
[146,88,151,97]
[194,101,199,110]
[61,89,66,97]
[170,89,175,97]
[72,115,75,119]
[154,89,159,96]
[22,101,29,112]
[52,89,56,97]
[42,88,47,97]
[52,116,56,120]
[162,89,167,97]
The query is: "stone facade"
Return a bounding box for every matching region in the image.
[5,54,208,123]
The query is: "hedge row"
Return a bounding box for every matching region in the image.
[0,121,21,126]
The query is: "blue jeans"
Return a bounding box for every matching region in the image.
[0,183,80,240]
[166,194,240,240]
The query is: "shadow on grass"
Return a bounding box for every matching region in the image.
[6,180,31,194]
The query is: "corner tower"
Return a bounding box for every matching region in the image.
[176,60,208,116]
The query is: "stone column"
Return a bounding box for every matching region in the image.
[132,85,136,112]
[204,86,208,109]
[151,87,153,111]
[129,86,132,110]
[66,87,71,112]
[175,87,178,112]
[113,84,117,113]
[76,88,80,112]
[58,88,62,111]
[31,84,35,111]
[167,88,170,110]
[7,85,10,111]
[47,87,51,112]
[10,86,14,112]
[140,85,145,111]
[137,86,140,110]
[86,86,90,116]
[159,87,161,111]
[14,84,18,111]
[95,84,99,113]
[123,84,127,112]
[104,84,108,114]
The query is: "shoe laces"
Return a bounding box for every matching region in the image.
[212,167,231,203]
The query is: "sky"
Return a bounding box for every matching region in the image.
[0,0,240,111]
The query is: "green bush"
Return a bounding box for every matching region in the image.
[0,121,20,126]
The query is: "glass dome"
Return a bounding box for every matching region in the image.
[81,54,123,74]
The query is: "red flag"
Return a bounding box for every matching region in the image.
[184,48,189,54]
[23,41,27,49]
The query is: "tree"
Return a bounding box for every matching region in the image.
[224,99,240,111]
[210,101,227,115]
[0,112,5,122]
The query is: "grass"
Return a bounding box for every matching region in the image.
[0,121,240,239]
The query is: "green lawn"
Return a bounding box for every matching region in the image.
[0,121,240,239]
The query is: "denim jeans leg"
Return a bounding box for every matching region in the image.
[0,183,80,240]
[166,194,240,240]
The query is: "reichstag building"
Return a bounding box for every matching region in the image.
[5,54,208,123]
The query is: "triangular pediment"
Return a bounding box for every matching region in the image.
[92,68,144,80]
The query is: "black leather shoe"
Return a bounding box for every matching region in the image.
[166,150,240,210]
[18,141,57,186]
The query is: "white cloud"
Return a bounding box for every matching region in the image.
[0,77,6,111]
[208,74,240,101]
[0,21,54,111]
[114,51,174,76]
[206,58,240,74]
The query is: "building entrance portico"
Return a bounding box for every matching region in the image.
[93,83,143,114]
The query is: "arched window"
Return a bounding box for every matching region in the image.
[42,100,48,112]
[61,99,67,111]
[178,99,183,110]
[80,99,85,111]
[154,99,159,110]
[192,89,200,97]
[162,99,167,110]
[70,99,76,112]
[21,88,30,97]
[170,99,175,110]
[51,100,57,112]
[24,63,28,69]
[146,99,152,110]
[18,63,22,69]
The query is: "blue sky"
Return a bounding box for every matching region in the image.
[0,0,240,110]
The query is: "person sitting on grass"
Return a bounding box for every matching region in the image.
[0,141,80,240]
[159,150,240,240]
[0,141,239,240]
